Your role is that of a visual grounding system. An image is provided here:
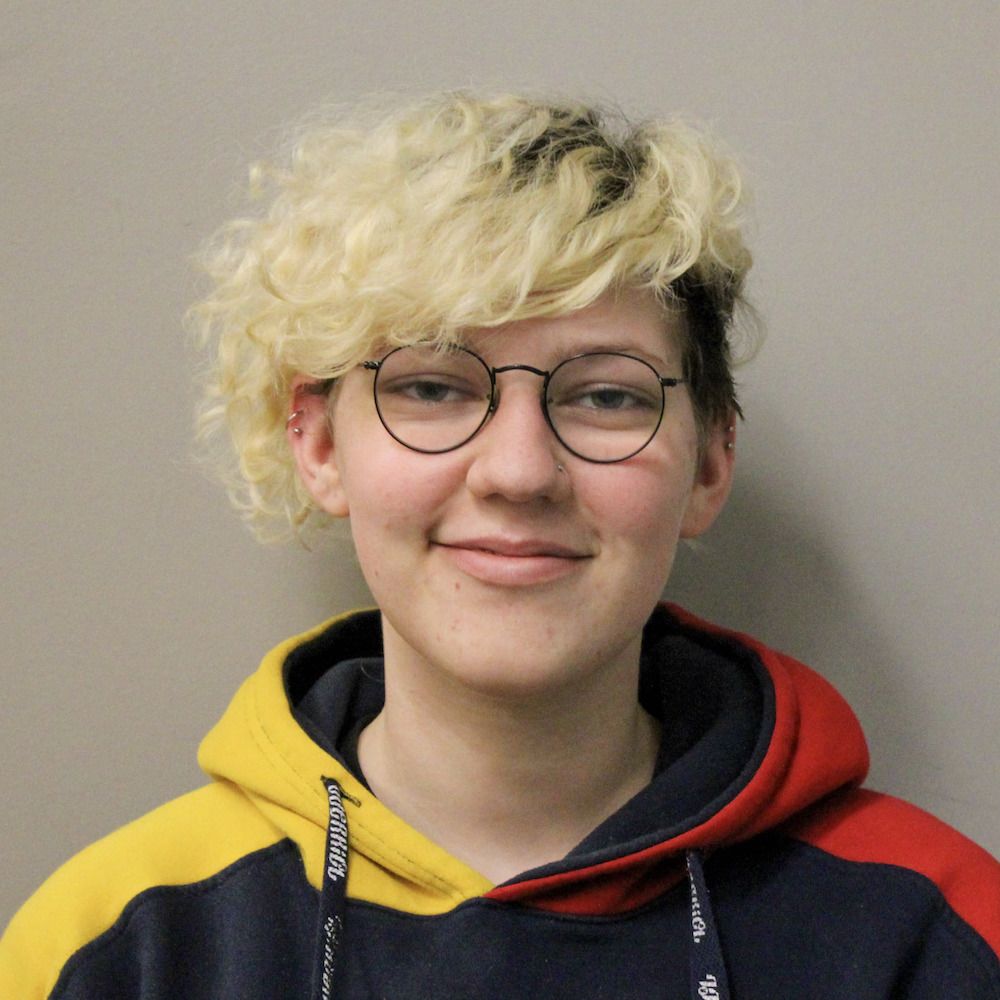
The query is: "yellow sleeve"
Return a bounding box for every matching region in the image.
[0,782,282,998]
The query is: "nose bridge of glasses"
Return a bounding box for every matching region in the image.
[491,362,549,378]
[486,362,550,415]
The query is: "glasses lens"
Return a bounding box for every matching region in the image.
[373,346,493,452]
[546,354,665,462]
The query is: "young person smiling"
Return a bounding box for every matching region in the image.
[291,287,727,884]
[2,92,998,1000]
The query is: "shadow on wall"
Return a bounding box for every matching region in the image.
[665,409,934,793]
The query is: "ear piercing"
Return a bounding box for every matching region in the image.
[725,425,735,451]
[287,409,305,435]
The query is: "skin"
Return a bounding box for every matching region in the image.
[290,287,735,881]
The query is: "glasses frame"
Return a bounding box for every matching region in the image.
[360,345,687,464]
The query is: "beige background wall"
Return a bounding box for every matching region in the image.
[2,1,997,925]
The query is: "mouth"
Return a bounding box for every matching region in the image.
[432,536,591,586]
[438,537,587,558]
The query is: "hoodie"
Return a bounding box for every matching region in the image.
[2,604,998,999]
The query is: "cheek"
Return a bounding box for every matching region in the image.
[626,489,689,568]
[588,454,698,593]
[339,429,435,512]
[598,451,696,539]
[339,449,456,557]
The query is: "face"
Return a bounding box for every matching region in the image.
[291,288,734,701]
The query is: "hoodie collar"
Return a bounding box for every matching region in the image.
[199,604,869,917]
[198,611,493,911]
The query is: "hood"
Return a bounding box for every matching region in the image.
[198,603,869,918]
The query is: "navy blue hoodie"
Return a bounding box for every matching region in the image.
[2,605,998,998]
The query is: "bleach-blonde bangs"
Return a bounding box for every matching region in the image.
[193,92,754,539]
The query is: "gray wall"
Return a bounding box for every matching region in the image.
[2,1,997,925]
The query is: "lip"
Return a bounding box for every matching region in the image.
[433,536,591,586]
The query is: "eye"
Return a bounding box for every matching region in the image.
[379,372,482,405]
[397,377,472,404]
[554,382,659,412]
[412,381,450,403]
[546,354,665,422]
[376,369,489,420]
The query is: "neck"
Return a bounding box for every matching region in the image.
[357,619,660,884]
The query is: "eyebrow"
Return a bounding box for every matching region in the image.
[570,342,675,371]
[445,332,678,373]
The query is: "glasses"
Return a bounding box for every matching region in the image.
[361,345,686,463]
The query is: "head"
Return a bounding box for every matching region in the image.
[194,91,755,539]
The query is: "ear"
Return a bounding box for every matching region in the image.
[680,416,736,539]
[286,377,350,518]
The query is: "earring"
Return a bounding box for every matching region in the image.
[286,408,305,436]
[725,425,735,450]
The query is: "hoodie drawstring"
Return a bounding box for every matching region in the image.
[314,778,350,1000]
[686,850,731,1000]
[312,782,730,1000]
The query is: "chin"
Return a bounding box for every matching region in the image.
[443,656,591,703]
[432,623,639,703]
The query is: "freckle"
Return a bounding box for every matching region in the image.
[454,581,461,592]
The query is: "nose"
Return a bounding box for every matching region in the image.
[464,377,571,503]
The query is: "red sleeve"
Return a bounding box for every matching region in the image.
[786,786,1000,956]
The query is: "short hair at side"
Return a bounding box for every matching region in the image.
[192,91,757,539]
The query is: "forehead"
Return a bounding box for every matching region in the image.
[460,288,682,369]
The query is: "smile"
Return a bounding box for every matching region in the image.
[433,537,591,587]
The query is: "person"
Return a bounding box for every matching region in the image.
[1,91,997,1000]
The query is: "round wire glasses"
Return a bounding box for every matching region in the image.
[361,344,686,463]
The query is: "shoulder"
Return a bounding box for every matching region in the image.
[783,786,1000,956]
[0,782,283,1000]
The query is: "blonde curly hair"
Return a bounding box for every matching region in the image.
[193,91,755,539]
